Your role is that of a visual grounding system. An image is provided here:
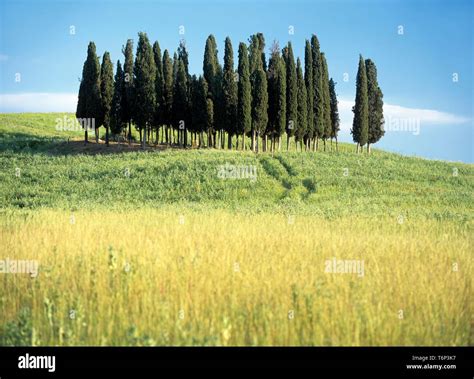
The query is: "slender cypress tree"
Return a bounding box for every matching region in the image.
[203,35,219,147]
[329,78,340,151]
[304,40,314,150]
[133,32,156,149]
[173,59,189,147]
[192,76,209,147]
[122,39,134,144]
[320,53,332,150]
[295,57,307,150]
[351,54,369,152]
[153,41,164,143]
[237,42,251,150]
[76,41,101,144]
[311,35,324,150]
[222,37,238,149]
[252,68,268,152]
[162,49,173,144]
[284,42,297,150]
[110,60,125,137]
[99,52,114,145]
[365,59,384,153]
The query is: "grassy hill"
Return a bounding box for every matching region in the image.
[0,113,472,346]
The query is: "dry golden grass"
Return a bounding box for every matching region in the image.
[1,209,472,346]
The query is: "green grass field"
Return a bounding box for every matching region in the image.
[0,113,472,346]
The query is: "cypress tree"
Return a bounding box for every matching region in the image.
[76,42,101,144]
[173,59,189,147]
[365,59,384,153]
[237,42,251,150]
[311,35,324,150]
[110,60,125,137]
[284,42,297,150]
[162,49,173,145]
[295,57,307,151]
[252,67,268,152]
[203,35,219,147]
[192,76,209,147]
[153,41,164,143]
[320,52,332,150]
[351,54,369,152]
[222,37,238,149]
[249,33,266,151]
[99,52,114,146]
[267,45,286,153]
[304,40,314,150]
[329,78,340,151]
[133,32,156,149]
[122,39,134,144]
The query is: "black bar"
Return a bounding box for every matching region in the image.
[0,347,472,376]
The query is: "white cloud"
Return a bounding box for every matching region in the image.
[338,98,471,131]
[0,92,77,113]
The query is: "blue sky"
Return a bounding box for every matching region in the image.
[0,0,472,162]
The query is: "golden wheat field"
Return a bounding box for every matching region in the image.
[0,209,472,346]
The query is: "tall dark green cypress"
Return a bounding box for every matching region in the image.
[329,78,340,151]
[99,52,114,145]
[352,54,369,151]
[304,40,314,150]
[237,42,251,150]
[133,32,156,149]
[173,59,189,147]
[284,42,297,150]
[153,41,164,142]
[122,39,134,143]
[267,43,285,152]
[365,59,384,153]
[311,35,324,150]
[110,60,125,137]
[295,57,307,150]
[222,37,238,149]
[192,76,209,146]
[203,35,219,147]
[162,49,173,144]
[76,41,101,144]
[320,53,332,150]
[252,67,268,152]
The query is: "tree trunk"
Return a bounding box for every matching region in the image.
[227,133,232,150]
[336,137,338,152]
[142,126,146,149]
[84,129,88,145]
[106,126,109,146]
[367,143,371,154]
[128,121,132,145]
[356,143,359,153]
[286,134,290,151]
[242,133,245,150]
[252,129,256,152]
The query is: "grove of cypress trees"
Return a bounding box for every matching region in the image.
[99,51,114,146]
[329,78,340,151]
[237,42,251,150]
[222,37,238,149]
[162,49,173,145]
[365,59,384,153]
[122,39,134,144]
[133,32,156,149]
[110,60,125,137]
[320,52,332,151]
[284,42,297,150]
[304,40,314,150]
[352,54,369,152]
[76,41,102,145]
[295,57,307,151]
